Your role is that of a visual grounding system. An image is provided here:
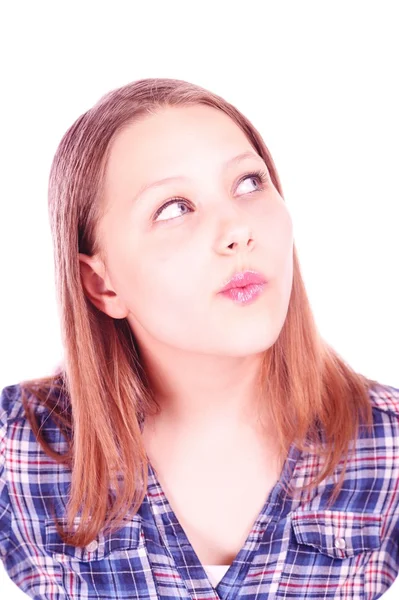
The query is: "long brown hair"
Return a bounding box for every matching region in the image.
[19,77,377,548]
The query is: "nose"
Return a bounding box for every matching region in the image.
[215,220,255,255]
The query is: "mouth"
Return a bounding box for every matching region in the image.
[219,270,268,292]
[219,283,266,305]
[218,270,268,305]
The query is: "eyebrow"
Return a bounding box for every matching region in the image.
[132,150,264,203]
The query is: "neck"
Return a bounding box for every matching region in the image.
[140,348,269,431]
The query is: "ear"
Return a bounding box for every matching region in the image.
[78,253,129,319]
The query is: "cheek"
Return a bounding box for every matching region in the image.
[128,266,204,350]
[272,205,294,308]
[257,198,294,260]
[256,200,294,311]
[117,236,200,327]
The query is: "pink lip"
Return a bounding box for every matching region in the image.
[218,270,268,305]
[219,270,268,292]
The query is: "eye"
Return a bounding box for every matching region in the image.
[153,198,192,222]
[153,168,269,223]
[236,169,269,195]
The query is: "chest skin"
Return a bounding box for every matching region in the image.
[141,419,282,566]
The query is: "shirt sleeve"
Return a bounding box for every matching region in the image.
[0,386,11,560]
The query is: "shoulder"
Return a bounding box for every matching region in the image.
[368,380,399,419]
[348,381,399,455]
[0,380,71,570]
[1,376,67,419]
[0,378,69,452]
[367,380,399,445]
[0,382,27,423]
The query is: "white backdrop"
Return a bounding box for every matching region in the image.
[0,1,398,598]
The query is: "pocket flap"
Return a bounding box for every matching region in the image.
[291,509,382,559]
[44,515,143,561]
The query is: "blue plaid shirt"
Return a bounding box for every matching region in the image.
[1,380,399,599]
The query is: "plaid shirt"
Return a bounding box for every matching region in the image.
[1,380,399,599]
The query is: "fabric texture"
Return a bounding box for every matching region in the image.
[0,380,399,599]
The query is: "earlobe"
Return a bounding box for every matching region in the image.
[78,253,128,319]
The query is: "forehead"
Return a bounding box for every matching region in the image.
[106,104,254,175]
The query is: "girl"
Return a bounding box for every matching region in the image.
[1,78,398,599]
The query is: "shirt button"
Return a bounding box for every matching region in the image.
[334,537,346,550]
[86,540,98,552]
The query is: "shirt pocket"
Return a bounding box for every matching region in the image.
[44,515,159,599]
[44,514,143,561]
[291,509,382,559]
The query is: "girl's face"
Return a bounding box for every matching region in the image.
[81,104,294,358]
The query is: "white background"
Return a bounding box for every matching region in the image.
[0,1,398,597]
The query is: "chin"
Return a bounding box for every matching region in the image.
[214,330,279,357]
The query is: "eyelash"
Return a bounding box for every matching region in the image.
[153,168,270,222]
